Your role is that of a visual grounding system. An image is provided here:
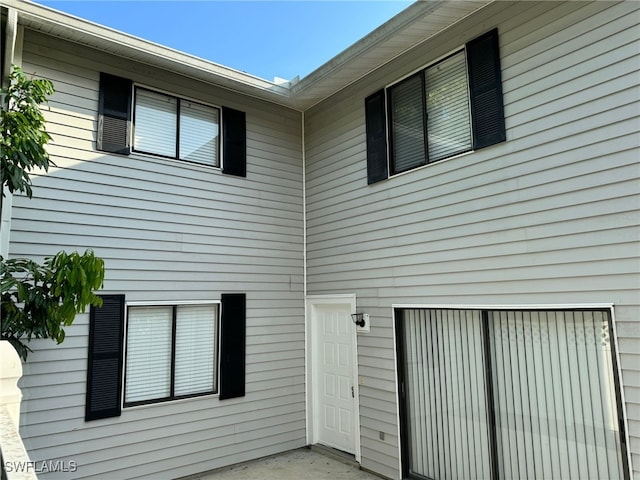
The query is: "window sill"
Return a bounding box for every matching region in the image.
[122,391,220,411]
[387,149,474,182]
[128,150,222,173]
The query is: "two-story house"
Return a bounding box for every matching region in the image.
[1,1,638,479]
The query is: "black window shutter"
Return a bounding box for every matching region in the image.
[219,293,246,400]
[86,295,125,421]
[467,29,506,150]
[365,89,389,184]
[98,73,132,155]
[222,107,247,177]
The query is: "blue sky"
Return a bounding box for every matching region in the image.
[36,1,413,81]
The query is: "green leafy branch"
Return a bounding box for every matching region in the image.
[1,251,105,360]
[1,65,106,360]
[1,65,55,203]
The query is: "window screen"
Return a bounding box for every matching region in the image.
[179,101,220,166]
[425,51,472,161]
[489,310,625,480]
[134,89,177,157]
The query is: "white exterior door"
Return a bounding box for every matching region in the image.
[307,296,360,458]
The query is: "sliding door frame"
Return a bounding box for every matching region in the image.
[393,304,630,480]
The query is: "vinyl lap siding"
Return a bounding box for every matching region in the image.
[305,2,639,479]
[11,31,305,479]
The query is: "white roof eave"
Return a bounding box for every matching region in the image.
[290,0,493,109]
[8,0,493,111]
[8,0,295,107]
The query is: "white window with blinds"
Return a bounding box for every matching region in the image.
[396,308,629,480]
[125,303,220,406]
[388,50,472,174]
[133,87,220,166]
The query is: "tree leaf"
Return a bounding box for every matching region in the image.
[1,67,104,360]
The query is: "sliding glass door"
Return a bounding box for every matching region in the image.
[399,309,491,479]
[396,308,628,480]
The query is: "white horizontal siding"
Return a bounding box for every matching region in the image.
[13,28,305,480]
[305,2,639,479]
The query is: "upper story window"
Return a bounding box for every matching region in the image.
[133,88,220,166]
[365,29,506,184]
[389,51,472,174]
[97,73,246,177]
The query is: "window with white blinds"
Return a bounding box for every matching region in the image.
[397,308,628,480]
[125,306,172,403]
[425,51,471,162]
[179,101,219,166]
[133,87,220,166]
[125,303,219,406]
[388,50,473,174]
[134,89,177,158]
[175,305,217,396]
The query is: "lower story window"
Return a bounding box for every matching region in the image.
[125,303,219,406]
[395,308,629,480]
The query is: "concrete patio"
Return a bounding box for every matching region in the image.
[183,447,383,480]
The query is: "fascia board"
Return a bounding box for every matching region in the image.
[290,0,494,110]
[8,0,494,111]
[290,2,445,96]
[8,0,296,108]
